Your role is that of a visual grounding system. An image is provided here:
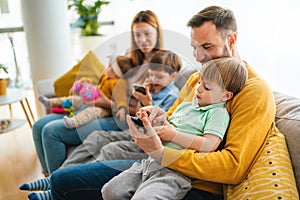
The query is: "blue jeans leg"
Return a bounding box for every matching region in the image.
[51,160,137,200]
[42,116,127,174]
[34,114,127,174]
[32,114,65,173]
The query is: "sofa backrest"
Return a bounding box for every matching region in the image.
[274,91,300,193]
[174,65,198,90]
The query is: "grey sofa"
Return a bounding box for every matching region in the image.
[35,68,300,195]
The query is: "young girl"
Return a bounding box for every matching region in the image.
[38,56,133,128]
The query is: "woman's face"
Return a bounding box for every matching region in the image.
[133,22,158,54]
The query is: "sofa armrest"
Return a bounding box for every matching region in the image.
[36,78,56,98]
[35,78,56,114]
[274,91,300,194]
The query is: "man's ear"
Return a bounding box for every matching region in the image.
[222,91,233,101]
[228,32,237,50]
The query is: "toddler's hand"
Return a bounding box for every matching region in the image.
[155,119,177,142]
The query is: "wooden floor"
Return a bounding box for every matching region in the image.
[0,88,43,200]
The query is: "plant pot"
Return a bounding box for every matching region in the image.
[79,15,100,36]
[0,78,7,95]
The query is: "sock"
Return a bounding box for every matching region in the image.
[28,190,52,200]
[19,177,50,191]
[38,95,50,108]
[63,116,75,129]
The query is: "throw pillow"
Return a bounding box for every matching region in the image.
[224,126,299,199]
[54,51,105,97]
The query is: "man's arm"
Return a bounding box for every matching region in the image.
[162,66,276,185]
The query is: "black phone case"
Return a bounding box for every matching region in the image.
[130,116,144,127]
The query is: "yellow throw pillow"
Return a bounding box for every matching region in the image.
[54,51,105,97]
[224,126,299,199]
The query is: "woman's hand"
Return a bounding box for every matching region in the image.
[127,115,164,163]
[116,107,126,122]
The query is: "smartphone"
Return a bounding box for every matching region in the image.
[130,116,144,127]
[133,84,146,95]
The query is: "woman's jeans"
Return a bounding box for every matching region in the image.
[32,114,128,174]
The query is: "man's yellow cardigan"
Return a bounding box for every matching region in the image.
[164,63,275,195]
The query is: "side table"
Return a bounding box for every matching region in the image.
[0,88,35,133]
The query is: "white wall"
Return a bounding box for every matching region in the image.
[110,0,300,98]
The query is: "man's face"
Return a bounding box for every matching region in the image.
[190,21,232,65]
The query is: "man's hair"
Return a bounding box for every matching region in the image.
[116,56,133,75]
[148,50,182,74]
[187,6,237,38]
[199,57,247,95]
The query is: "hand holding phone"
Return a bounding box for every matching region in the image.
[130,116,144,127]
[133,84,146,95]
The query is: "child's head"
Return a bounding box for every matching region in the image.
[196,57,247,107]
[147,50,182,93]
[106,56,133,78]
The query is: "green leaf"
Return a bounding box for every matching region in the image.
[0,64,8,74]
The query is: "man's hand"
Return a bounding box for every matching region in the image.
[127,115,164,163]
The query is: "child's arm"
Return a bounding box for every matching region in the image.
[84,89,114,108]
[157,121,221,152]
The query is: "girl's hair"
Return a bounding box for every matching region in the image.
[200,57,248,95]
[130,10,164,67]
[116,56,133,75]
[187,6,237,39]
[148,50,182,74]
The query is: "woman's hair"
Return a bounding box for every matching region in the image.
[116,56,133,75]
[148,50,182,74]
[130,10,164,67]
[199,57,248,95]
[187,6,237,39]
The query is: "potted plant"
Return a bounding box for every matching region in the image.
[0,64,9,95]
[68,0,110,36]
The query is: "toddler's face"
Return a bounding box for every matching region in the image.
[195,76,228,107]
[148,69,175,94]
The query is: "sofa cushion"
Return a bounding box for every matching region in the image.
[224,127,299,199]
[274,91,300,193]
[174,65,197,90]
[53,51,105,97]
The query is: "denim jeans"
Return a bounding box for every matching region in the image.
[50,160,223,200]
[32,114,128,174]
[51,160,137,200]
